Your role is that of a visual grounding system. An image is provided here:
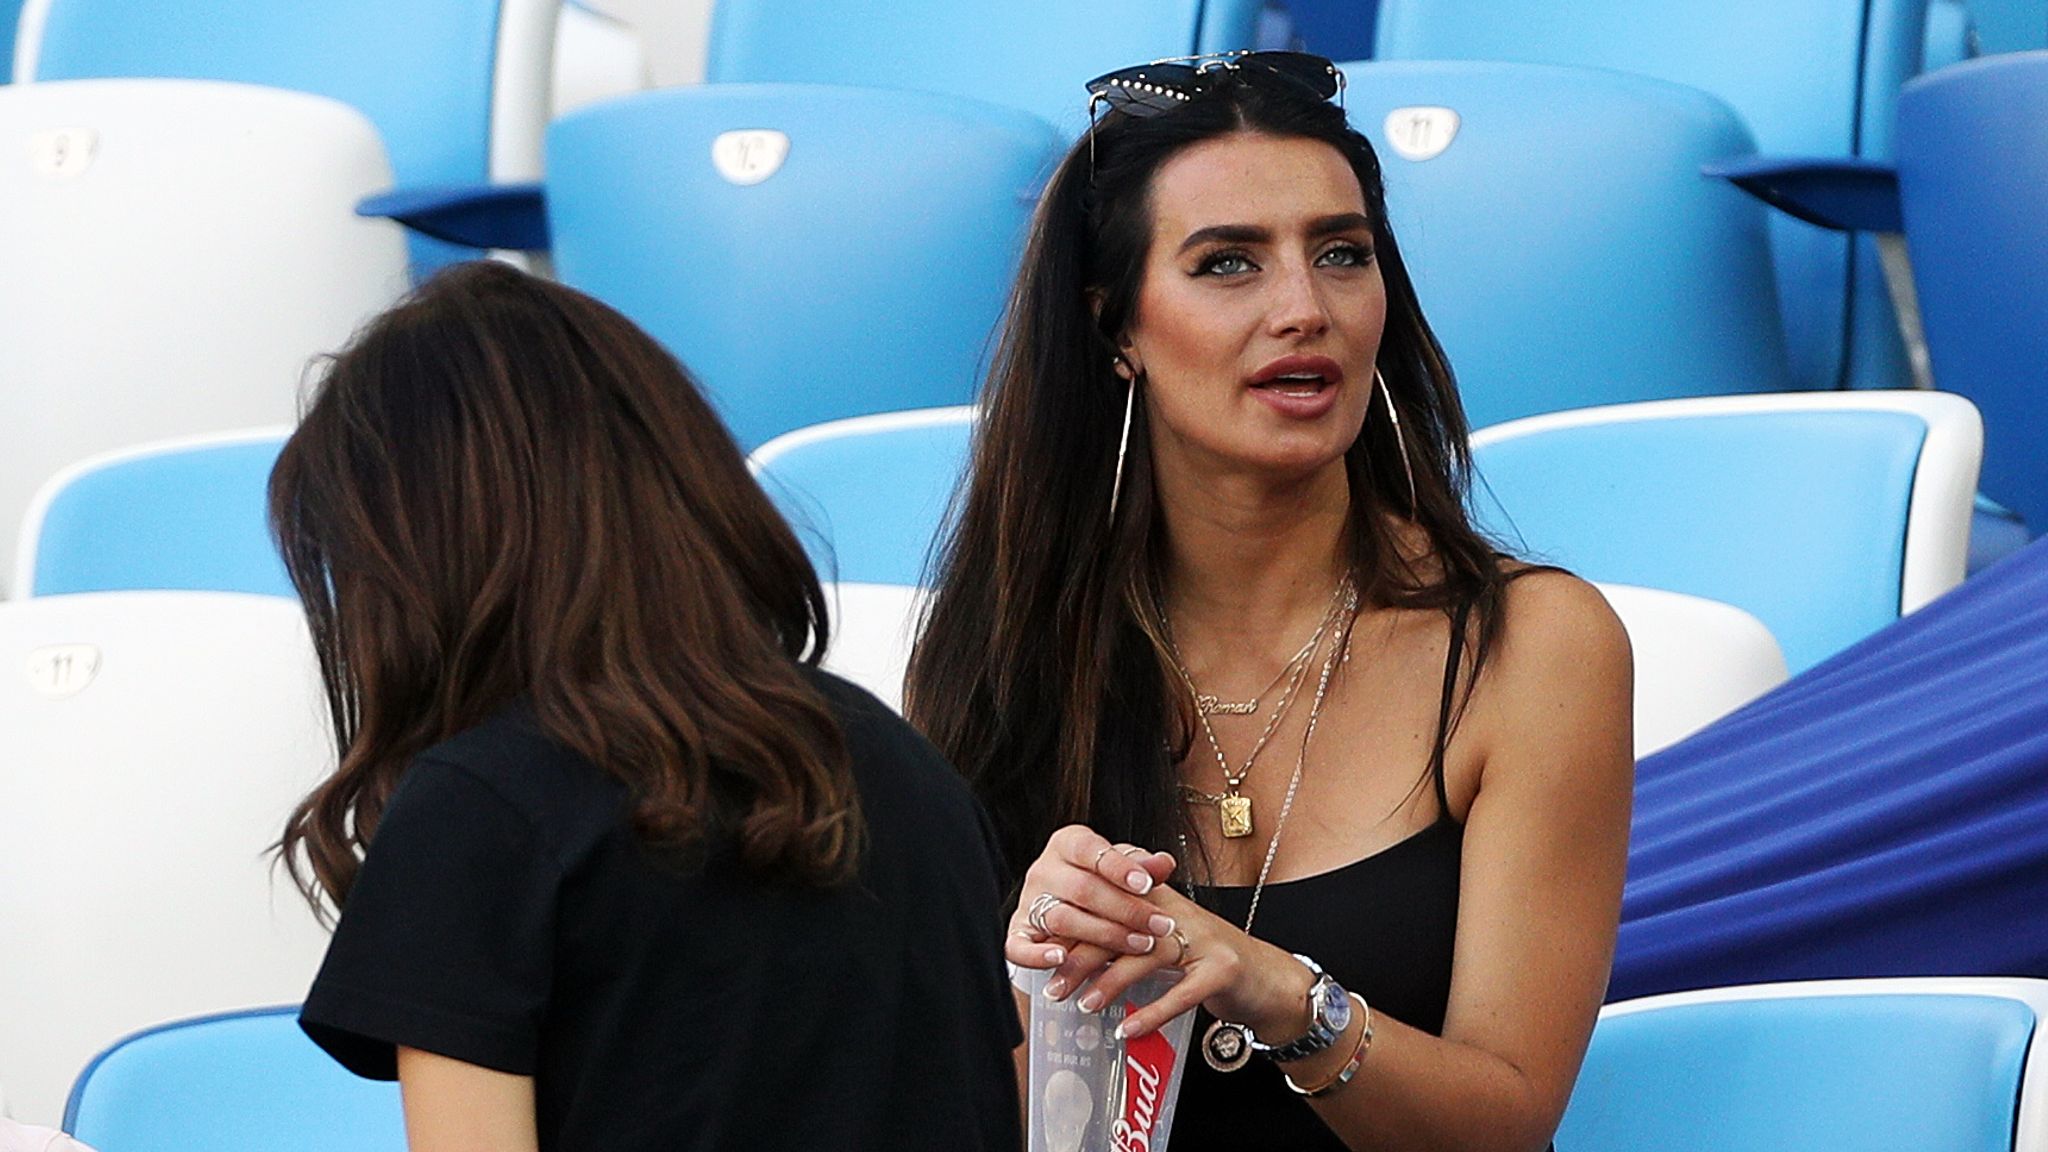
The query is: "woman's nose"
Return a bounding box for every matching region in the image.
[1267,262,1332,337]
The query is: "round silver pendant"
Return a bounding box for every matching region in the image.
[1202,1018,1253,1073]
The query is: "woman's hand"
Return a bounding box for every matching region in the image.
[1059,884,1317,1044]
[1006,825,1178,975]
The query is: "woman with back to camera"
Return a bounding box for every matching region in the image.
[906,52,1633,1151]
[271,262,1021,1152]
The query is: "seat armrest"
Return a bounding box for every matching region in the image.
[356,183,550,250]
[1703,156,1901,233]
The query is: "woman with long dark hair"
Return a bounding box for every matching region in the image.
[907,54,1632,1150]
[274,262,1020,1151]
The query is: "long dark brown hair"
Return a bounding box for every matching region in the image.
[272,262,858,918]
[906,70,1517,880]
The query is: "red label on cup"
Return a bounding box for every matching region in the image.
[1110,1029,1176,1152]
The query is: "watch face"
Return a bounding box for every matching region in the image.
[1324,987,1353,1034]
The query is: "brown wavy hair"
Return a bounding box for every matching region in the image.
[906,71,1517,880]
[272,262,857,918]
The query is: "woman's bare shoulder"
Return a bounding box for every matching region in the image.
[1467,565,1633,761]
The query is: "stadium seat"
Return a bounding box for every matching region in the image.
[12,0,554,270]
[1595,585,1787,757]
[0,592,334,1125]
[0,80,407,597]
[753,409,1790,742]
[553,0,647,119]
[65,1007,404,1152]
[1372,0,1933,395]
[1968,0,2048,52]
[1559,978,2048,1152]
[372,87,1060,451]
[1471,391,1983,673]
[1709,53,2048,554]
[703,0,1269,135]
[14,430,293,599]
[1339,60,1790,428]
[1894,53,2048,539]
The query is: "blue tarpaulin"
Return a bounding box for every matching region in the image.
[1613,535,2048,1001]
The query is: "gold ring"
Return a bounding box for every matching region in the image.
[1170,928,1192,966]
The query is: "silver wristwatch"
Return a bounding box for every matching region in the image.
[1252,953,1354,1063]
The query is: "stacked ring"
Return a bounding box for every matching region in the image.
[1026,892,1065,935]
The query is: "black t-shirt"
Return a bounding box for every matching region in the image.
[301,670,1023,1151]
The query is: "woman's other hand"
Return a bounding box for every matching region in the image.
[1006,825,1177,977]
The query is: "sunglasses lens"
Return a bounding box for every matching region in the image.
[1242,52,1342,100]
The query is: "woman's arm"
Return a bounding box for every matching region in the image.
[396,1047,540,1152]
[1110,573,1635,1152]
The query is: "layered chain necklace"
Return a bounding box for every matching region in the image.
[1165,575,1357,839]
[1176,583,1355,1072]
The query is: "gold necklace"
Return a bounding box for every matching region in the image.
[1166,576,1355,839]
[1186,628,1322,716]
[1189,597,1351,1073]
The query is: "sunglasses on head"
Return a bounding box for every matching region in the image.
[1084,50,1346,121]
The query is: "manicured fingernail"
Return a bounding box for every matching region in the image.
[1127,933,1155,953]
[1078,991,1103,1013]
[1045,977,1068,1000]
[1126,870,1153,894]
[1148,915,1176,937]
[1045,946,1066,965]
[1112,1023,1128,1041]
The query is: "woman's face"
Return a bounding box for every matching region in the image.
[1117,131,1387,490]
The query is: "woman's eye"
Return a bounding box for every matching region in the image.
[1317,242,1376,268]
[1195,251,1257,276]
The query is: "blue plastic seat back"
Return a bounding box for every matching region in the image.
[1373,0,1928,394]
[705,0,1267,136]
[66,1007,404,1152]
[1341,61,1788,428]
[1557,994,2035,1152]
[1896,53,2048,533]
[2,0,21,83]
[546,87,1061,452]
[26,0,513,270]
[27,435,291,598]
[751,410,975,587]
[1967,0,2048,53]
[1472,409,1926,672]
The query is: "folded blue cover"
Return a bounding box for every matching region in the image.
[1614,536,2048,1000]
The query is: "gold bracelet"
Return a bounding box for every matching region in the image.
[1284,993,1372,1098]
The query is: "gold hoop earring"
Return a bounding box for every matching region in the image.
[1376,369,1418,519]
[1109,376,1137,522]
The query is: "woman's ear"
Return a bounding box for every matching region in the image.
[1089,289,1142,380]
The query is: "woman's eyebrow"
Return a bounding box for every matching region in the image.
[1308,212,1374,237]
[1178,223,1267,252]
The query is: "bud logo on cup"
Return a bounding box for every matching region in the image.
[1110,1030,1175,1152]
[711,129,791,186]
[1382,107,1461,161]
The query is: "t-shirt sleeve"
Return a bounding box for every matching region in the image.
[300,757,558,1080]
[974,800,1027,1049]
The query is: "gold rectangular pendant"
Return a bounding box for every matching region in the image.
[1219,794,1254,839]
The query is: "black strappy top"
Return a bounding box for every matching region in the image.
[1169,603,1472,1151]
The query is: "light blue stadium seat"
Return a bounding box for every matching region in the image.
[751,408,977,586]
[1373,0,1931,395]
[12,0,554,272]
[704,0,1268,136]
[66,1007,405,1152]
[1967,0,2048,52]
[3,0,21,83]
[15,430,291,598]
[1471,392,1981,673]
[1339,61,1789,428]
[540,86,1059,451]
[1894,53,2048,539]
[1559,979,2048,1152]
